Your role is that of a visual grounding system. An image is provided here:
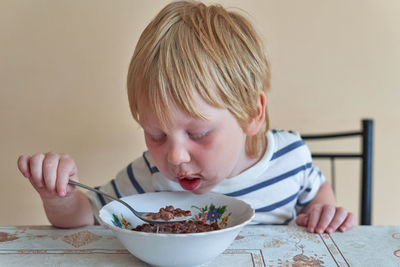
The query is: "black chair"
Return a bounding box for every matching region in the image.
[301,119,373,225]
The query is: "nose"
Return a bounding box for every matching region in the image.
[167,140,191,166]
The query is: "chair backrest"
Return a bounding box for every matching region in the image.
[301,119,373,225]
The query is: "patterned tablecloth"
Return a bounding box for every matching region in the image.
[0,225,399,266]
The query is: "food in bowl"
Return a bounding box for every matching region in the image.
[136,205,219,233]
[143,205,192,221]
[132,220,220,233]
[99,191,254,267]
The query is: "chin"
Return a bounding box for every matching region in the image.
[190,190,205,195]
[190,187,213,195]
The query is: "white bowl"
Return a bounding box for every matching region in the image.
[99,191,254,267]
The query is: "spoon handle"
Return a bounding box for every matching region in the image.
[68,180,118,202]
[68,180,140,217]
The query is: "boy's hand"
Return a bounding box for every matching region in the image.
[17,152,78,199]
[295,204,355,234]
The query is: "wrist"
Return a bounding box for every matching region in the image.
[42,190,94,228]
[41,190,78,211]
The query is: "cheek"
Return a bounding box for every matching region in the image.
[197,131,244,168]
[213,127,245,153]
[145,140,165,169]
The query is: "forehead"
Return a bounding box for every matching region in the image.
[139,91,228,130]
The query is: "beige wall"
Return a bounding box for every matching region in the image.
[1,0,399,225]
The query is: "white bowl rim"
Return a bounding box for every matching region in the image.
[99,192,255,237]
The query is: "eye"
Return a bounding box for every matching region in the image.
[145,132,166,143]
[188,130,209,140]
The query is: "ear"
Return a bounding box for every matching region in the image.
[246,92,266,136]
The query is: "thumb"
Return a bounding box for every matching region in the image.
[64,174,80,196]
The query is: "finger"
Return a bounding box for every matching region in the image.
[307,205,323,233]
[56,154,77,197]
[295,213,309,226]
[315,205,336,233]
[339,212,356,232]
[17,155,32,178]
[325,207,348,233]
[43,152,60,193]
[29,153,45,188]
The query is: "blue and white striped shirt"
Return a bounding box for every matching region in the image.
[87,130,325,225]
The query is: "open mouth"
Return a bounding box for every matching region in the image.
[178,177,201,191]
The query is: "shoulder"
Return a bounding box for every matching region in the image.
[269,129,304,151]
[268,129,311,162]
[119,151,158,175]
[270,129,301,142]
[114,152,158,191]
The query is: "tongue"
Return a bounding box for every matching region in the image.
[179,178,201,191]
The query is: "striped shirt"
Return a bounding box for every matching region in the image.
[87,130,325,225]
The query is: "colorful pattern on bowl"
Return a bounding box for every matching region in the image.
[110,203,231,230]
[111,214,131,229]
[192,204,230,227]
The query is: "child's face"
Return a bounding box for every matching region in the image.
[141,92,259,194]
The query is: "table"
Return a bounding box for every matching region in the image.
[1,225,399,266]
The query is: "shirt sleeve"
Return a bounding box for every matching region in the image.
[295,145,326,213]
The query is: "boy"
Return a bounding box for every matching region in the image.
[17,1,354,233]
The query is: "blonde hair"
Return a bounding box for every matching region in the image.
[127,1,271,158]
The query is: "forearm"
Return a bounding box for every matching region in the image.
[300,181,336,214]
[42,190,95,228]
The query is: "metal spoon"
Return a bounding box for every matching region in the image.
[68,180,192,224]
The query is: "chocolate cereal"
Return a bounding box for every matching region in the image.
[135,205,220,233]
[143,205,192,221]
[132,220,221,234]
